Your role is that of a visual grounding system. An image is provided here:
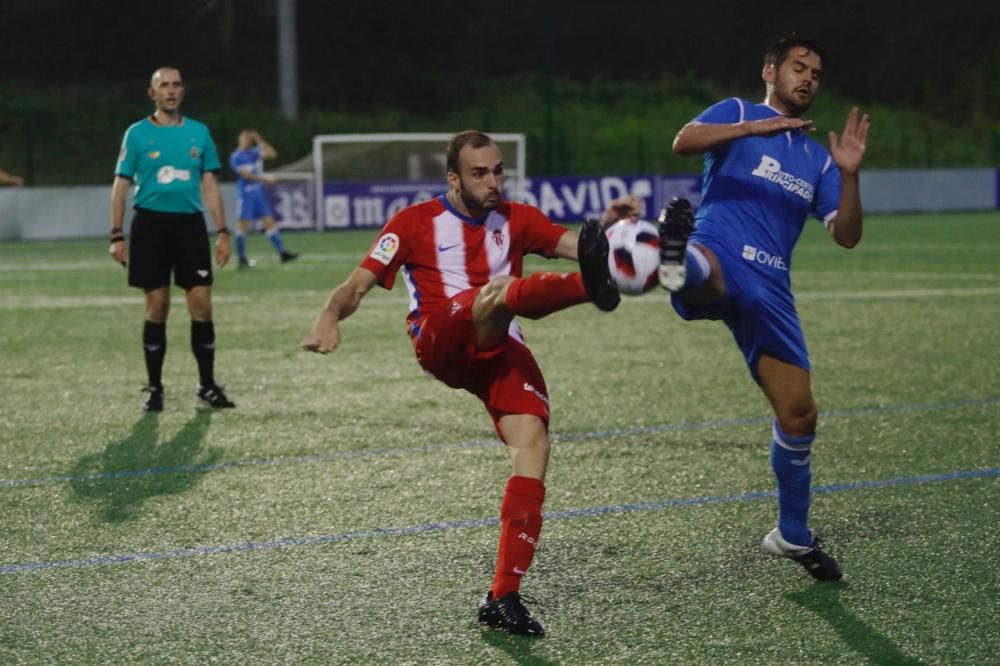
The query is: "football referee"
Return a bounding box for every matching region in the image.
[109,66,235,411]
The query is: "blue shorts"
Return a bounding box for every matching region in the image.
[670,240,809,383]
[235,188,273,222]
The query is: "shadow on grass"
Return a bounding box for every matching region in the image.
[480,628,554,665]
[69,410,222,523]
[787,584,923,665]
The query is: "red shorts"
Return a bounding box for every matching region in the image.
[413,287,550,435]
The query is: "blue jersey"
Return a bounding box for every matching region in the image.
[230,146,264,197]
[691,98,841,287]
[115,116,221,214]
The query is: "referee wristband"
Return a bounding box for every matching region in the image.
[110,229,125,243]
[217,227,230,236]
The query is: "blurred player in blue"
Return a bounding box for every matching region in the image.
[229,129,299,267]
[650,35,870,580]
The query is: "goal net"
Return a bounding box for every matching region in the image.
[305,133,527,230]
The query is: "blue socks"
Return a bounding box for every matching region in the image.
[235,229,247,261]
[770,421,815,547]
[682,246,710,291]
[266,227,287,255]
[237,226,288,260]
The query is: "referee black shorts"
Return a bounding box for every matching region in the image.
[128,208,213,291]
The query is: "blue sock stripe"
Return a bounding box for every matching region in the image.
[235,231,247,260]
[772,420,815,451]
[266,228,286,253]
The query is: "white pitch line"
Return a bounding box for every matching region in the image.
[0,295,250,311]
[0,253,365,272]
[619,286,1000,304]
[794,270,1000,283]
[795,286,1000,301]
[1,286,998,312]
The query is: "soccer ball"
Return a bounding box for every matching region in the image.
[605,219,661,295]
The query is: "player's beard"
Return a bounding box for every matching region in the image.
[779,85,815,117]
[458,181,501,219]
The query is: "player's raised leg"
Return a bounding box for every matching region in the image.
[757,354,841,580]
[578,218,620,311]
[470,230,618,350]
[657,198,727,309]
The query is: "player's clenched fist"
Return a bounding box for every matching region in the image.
[301,310,341,354]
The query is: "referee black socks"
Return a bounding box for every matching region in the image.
[190,319,216,388]
[142,320,167,389]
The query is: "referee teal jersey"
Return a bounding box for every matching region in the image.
[114,117,221,214]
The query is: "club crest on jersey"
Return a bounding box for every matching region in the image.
[190,147,200,159]
[492,230,505,248]
[370,233,400,265]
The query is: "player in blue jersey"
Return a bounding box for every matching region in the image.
[650,36,869,580]
[109,67,236,411]
[229,129,299,267]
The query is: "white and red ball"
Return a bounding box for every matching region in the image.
[605,219,661,295]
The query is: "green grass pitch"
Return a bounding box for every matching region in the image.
[1,212,998,663]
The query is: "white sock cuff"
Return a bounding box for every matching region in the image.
[688,245,711,277]
[772,422,815,451]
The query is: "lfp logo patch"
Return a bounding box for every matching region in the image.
[370,233,400,265]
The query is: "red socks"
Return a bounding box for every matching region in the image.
[491,475,546,599]
[503,272,588,320]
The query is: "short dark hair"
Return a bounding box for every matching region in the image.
[764,35,825,70]
[446,130,494,174]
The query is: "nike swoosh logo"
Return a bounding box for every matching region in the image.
[437,243,461,252]
[513,567,527,575]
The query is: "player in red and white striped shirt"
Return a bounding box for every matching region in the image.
[302,130,619,636]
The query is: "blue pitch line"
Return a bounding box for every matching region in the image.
[2,468,997,576]
[2,396,999,489]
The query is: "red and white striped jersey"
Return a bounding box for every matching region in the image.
[359,195,569,338]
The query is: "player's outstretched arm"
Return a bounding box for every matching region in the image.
[673,117,816,155]
[301,267,379,355]
[827,107,871,249]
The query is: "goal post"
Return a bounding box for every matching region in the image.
[310,132,526,230]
